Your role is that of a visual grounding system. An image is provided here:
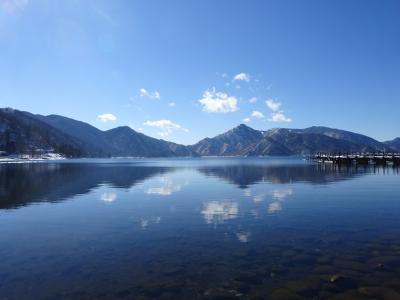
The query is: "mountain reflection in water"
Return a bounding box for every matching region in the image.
[0,163,172,209]
[1,158,394,209]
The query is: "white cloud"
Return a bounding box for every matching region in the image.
[168,102,176,107]
[242,117,251,123]
[201,201,239,225]
[251,110,264,119]
[268,112,292,123]
[99,193,117,202]
[266,99,292,123]
[139,88,160,99]
[97,113,117,123]
[144,119,188,137]
[198,89,238,113]
[221,73,228,78]
[233,73,250,82]
[1,0,28,14]
[266,99,281,112]
[248,97,258,104]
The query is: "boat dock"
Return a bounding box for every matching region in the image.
[310,153,400,166]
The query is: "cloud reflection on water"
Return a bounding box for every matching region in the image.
[140,216,161,229]
[236,231,251,243]
[99,193,117,202]
[145,176,183,196]
[268,201,282,214]
[268,188,293,214]
[201,201,239,225]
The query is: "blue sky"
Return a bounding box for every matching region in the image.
[1,0,399,144]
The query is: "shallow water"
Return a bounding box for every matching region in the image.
[1,158,400,299]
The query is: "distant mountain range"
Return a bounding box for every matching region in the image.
[0,108,398,157]
[0,108,195,157]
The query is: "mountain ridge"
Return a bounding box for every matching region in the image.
[385,137,400,152]
[0,108,397,157]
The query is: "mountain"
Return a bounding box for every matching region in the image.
[241,136,293,156]
[0,107,397,157]
[0,108,195,157]
[385,138,400,151]
[258,127,389,155]
[38,114,194,157]
[103,126,193,157]
[190,124,264,156]
[189,125,394,157]
[36,114,112,156]
[292,126,390,152]
[0,108,85,157]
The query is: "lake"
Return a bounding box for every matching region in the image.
[1,158,400,300]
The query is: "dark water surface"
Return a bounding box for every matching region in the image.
[1,158,400,300]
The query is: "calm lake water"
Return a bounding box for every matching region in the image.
[1,158,400,300]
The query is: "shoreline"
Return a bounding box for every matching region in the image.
[0,155,305,164]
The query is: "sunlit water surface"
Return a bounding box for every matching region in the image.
[1,158,400,300]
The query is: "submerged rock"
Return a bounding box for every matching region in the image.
[203,288,242,299]
[285,278,322,297]
[316,256,332,264]
[333,259,368,272]
[368,256,400,268]
[269,288,305,300]
[329,275,358,291]
[330,274,345,283]
[313,265,336,274]
[358,286,400,300]
[234,270,264,285]
[291,254,314,264]
[326,290,366,300]
[384,278,400,290]
[281,250,298,257]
